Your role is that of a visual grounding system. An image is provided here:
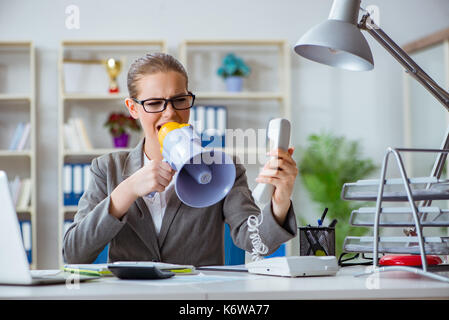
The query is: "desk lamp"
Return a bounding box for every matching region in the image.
[294,0,449,279]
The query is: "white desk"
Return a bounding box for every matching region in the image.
[0,266,448,300]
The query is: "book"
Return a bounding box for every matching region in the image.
[19,220,32,264]
[9,176,22,206]
[16,122,30,150]
[72,164,83,203]
[16,178,31,210]
[9,122,27,150]
[64,118,93,151]
[63,261,197,277]
[63,163,91,206]
[63,123,81,151]
[191,106,227,148]
[20,220,32,263]
[63,264,113,277]
[73,118,93,150]
[63,164,73,205]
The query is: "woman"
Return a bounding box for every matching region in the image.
[63,52,298,266]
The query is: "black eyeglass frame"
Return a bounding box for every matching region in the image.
[131,92,196,113]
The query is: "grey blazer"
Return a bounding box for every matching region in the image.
[63,139,297,266]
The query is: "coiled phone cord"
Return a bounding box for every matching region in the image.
[247,214,268,261]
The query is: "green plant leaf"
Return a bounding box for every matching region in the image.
[298,131,377,256]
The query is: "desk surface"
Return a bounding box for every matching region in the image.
[0,266,448,300]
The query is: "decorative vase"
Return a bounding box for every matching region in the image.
[225,76,243,92]
[113,133,129,148]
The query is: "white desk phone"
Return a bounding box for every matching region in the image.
[246,118,338,277]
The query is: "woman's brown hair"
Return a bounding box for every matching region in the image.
[127,52,188,98]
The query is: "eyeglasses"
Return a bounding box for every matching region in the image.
[132,92,195,113]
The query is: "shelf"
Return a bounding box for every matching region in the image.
[195,91,284,100]
[58,40,168,268]
[62,40,166,47]
[181,39,287,46]
[0,94,31,101]
[0,41,36,269]
[63,206,79,213]
[0,150,32,157]
[341,177,449,201]
[350,206,449,227]
[63,148,131,156]
[62,93,128,101]
[63,147,262,157]
[16,206,33,214]
[343,236,449,255]
[226,147,260,155]
[62,92,284,101]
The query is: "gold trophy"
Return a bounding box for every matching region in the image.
[104,58,122,93]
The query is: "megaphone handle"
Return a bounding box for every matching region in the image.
[146,191,156,198]
[145,159,172,199]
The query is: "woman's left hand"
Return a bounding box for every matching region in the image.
[255,147,298,225]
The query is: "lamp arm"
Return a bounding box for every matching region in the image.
[359,13,449,212]
[359,13,449,110]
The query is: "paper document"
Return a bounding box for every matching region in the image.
[64,264,113,277]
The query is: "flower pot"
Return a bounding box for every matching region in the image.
[113,133,129,148]
[225,76,243,92]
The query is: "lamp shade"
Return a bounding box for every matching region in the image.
[294,0,374,71]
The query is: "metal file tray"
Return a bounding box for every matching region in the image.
[341,177,449,201]
[343,236,449,255]
[349,206,449,227]
[341,147,449,282]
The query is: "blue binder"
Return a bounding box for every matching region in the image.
[63,163,91,206]
[93,244,109,264]
[19,220,32,264]
[224,224,245,265]
[190,105,227,148]
[265,243,286,258]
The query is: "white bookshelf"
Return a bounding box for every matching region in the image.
[57,40,167,267]
[178,39,292,257]
[0,41,37,269]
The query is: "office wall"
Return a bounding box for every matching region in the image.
[1,0,448,268]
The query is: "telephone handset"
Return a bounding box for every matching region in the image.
[252,118,291,205]
[247,118,291,261]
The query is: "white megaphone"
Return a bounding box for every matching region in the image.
[147,122,236,208]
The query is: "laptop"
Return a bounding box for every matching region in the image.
[0,170,97,285]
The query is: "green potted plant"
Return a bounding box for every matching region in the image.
[217,53,251,92]
[104,112,140,148]
[298,132,377,256]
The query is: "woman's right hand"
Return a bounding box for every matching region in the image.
[129,160,176,198]
[109,160,175,220]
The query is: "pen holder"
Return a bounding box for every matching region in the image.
[299,226,336,256]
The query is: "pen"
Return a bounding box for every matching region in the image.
[318,207,328,226]
[305,230,326,256]
[328,218,338,228]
